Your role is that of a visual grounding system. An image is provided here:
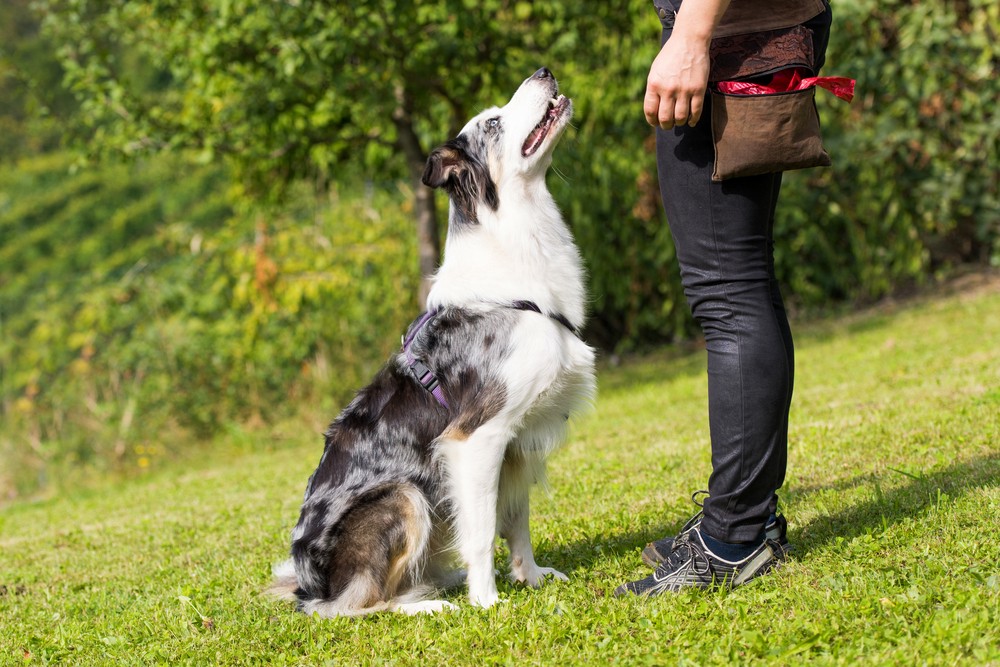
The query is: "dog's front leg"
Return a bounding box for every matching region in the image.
[499,451,568,587]
[440,428,508,608]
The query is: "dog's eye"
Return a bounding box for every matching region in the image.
[485,117,501,131]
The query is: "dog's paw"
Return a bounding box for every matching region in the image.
[396,599,458,615]
[469,590,501,609]
[510,565,569,588]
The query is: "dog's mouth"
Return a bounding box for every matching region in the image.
[521,95,570,158]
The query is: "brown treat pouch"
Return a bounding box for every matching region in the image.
[710,87,830,181]
[708,24,831,182]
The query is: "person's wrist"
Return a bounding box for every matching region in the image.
[671,27,712,51]
[672,0,724,46]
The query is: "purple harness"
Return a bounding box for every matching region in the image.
[401,302,577,410]
[402,307,450,408]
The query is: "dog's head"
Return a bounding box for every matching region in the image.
[421,68,573,224]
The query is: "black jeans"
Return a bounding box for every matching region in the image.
[654,2,832,543]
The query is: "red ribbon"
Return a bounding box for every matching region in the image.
[717,68,856,102]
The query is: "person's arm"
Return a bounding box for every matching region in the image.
[644,0,731,129]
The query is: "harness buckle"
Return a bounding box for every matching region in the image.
[410,360,440,393]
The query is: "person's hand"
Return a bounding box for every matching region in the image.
[643,32,711,130]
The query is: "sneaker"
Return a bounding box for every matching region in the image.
[615,527,790,596]
[640,490,707,568]
[642,503,790,568]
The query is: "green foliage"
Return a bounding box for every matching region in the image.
[0,154,418,499]
[34,0,1000,352]
[35,0,634,189]
[34,0,652,294]
[775,0,1000,304]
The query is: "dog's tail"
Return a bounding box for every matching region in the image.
[267,558,300,601]
[282,482,434,618]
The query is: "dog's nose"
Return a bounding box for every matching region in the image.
[532,67,553,80]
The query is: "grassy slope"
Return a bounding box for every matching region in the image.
[1,275,998,666]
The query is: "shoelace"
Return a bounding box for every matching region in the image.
[670,490,709,547]
[654,535,714,581]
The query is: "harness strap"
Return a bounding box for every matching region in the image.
[509,300,577,335]
[401,301,578,409]
[402,307,449,409]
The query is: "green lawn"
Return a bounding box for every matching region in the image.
[2,275,999,666]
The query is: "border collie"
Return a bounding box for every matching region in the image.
[270,68,595,616]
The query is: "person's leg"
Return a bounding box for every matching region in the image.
[656,96,793,544]
[619,1,835,592]
[644,0,834,547]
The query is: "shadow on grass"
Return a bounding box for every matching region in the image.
[786,453,1000,557]
[549,454,1000,572]
[549,521,689,573]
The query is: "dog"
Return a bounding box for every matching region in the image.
[270,67,595,617]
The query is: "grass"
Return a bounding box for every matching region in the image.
[2,273,999,666]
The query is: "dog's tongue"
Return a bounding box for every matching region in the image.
[522,124,548,157]
[522,97,567,157]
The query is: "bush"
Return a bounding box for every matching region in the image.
[0,154,418,499]
[774,0,1000,304]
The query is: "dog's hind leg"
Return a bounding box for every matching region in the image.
[498,449,568,588]
[297,483,451,617]
[423,533,468,591]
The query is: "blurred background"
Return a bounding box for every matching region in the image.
[1,0,997,501]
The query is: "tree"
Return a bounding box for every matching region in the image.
[37,0,639,301]
[0,0,77,162]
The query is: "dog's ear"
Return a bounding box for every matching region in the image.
[422,138,498,224]
[422,144,467,189]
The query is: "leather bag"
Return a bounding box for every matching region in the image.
[708,24,831,182]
